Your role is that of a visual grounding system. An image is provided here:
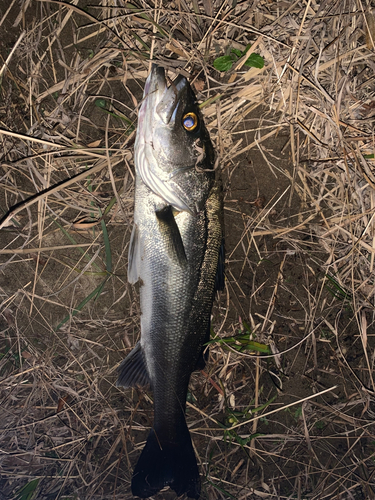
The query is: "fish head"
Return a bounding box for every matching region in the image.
[135,65,215,214]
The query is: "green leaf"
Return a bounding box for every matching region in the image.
[244,53,265,69]
[241,318,252,334]
[204,480,237,499]
[94,99,134,131]
[213,55,234,72]
[51,218,102,272]
[247,340,271,354]
[199,93,222,109]
[103,195,118,217]
[100,213,112,274]
[251,395,277,414]
[214,46,264,72]
[95,98,107,109]
[294,406,303,418]
[208,333,271,354]
[325,274,352,301]
[125,3,168,37]
[54,277,109,331]
[14,479,40,500]
[231,48,242,58]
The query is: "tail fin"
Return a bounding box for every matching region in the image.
[132,427,200,499]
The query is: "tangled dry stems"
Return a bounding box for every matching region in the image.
[0,1,375,498]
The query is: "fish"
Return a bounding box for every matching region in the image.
[117,64,224,499]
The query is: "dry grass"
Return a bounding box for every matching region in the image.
[1,1,375,499]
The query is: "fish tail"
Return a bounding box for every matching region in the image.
[132,426,200,499]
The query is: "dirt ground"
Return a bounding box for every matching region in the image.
[1,1,375,500]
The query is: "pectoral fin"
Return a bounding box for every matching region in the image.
[117,342,151,389]
[156,206,187,267]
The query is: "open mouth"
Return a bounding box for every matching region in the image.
[145,65,188,126]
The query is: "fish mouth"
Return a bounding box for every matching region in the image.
[146,65,188,125]
[143,64,166,105]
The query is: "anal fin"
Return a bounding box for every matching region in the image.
[116,342,151,389]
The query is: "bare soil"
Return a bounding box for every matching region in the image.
[1,2,375,500]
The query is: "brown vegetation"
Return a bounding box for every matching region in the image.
[1,1,375,498]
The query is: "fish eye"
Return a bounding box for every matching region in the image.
[182,112,198,131]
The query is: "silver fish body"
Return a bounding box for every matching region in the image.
[117,65,223,499]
